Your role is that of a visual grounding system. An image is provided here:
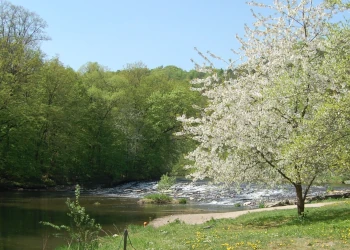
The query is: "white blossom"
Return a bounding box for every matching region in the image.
[179,0,349,213]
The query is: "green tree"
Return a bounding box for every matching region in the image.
[0,0,49,184]
[306,24,350,180]
[113,63,203,180]
[77,62,127,183]
[0,40,44,182]
[32,59,80,183]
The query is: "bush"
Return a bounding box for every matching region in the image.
[157,173,176,192]
[40,185,101,249]
[258,202,265,208]
[144,193,173,204]
[178,198,187,204]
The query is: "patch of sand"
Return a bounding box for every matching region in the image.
[149,202,336,227]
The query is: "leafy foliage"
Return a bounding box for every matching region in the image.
[178,0,350,215]
[143,193,173,204]
[178,198,187,204]
[0,2,205,187]
[157,173,176,192]
[41,185,101,249]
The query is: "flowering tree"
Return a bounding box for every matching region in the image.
[178,0,349,215]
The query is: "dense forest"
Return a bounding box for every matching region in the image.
[0,1,210,188]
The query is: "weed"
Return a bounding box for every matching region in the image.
[41,185,101,249]
[326,186,335,193]
[143,193,172,204]
[157,173,176,192]
[178,198,187,204]
[258,202,265,208]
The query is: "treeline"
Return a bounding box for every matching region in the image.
[0,1,207,188]
[0,57,206,187]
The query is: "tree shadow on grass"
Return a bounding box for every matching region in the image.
[222,202,350,229]
[286,203,350,226]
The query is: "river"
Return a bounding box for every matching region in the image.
[0,180,347,250]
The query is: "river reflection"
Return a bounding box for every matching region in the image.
[0,190,246,250]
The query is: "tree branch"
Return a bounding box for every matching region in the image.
[303,174,317,200]
[255,148,294,185]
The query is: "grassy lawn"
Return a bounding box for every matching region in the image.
[61,200,350,249]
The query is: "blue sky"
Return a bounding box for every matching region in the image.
[7,0,256,71]
[7,0,337,71]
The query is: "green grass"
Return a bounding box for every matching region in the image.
[309,197,349,203]
[61,201,350,249]
[178,198,187,204]
[142,193,173,204]
[139,194,187,205]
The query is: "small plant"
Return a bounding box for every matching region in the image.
[258,202,265,208]
[41,185,101,249]
[326,186,334,193]
[234,203,241,207]
[172,218,182,224]
[296,210,310,224]
[178,198,187,204]
[157,173,176,192]
[143,193,173,204]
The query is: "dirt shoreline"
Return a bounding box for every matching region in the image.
[149,202,337,227]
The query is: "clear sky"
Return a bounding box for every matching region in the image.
[6,0,257,71]
[7,0,335,71]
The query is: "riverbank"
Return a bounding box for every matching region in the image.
[2,180,349,250]
[149,202,338,227]
[95,200,350,250]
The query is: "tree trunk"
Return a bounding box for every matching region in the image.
[295,183,305,215]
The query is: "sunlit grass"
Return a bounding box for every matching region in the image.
[62,200,350,249]
[142,193,173,204]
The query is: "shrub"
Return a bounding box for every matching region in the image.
[144,193,173,204]
[178,198,187,204]
[258,202,265,208]
[157,173,176,192]
[40,185,101,249]
[326,186,334,193]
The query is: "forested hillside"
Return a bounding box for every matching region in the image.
[0,1,208,188]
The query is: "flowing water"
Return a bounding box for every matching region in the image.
[0,188,246,250]
[0,180,347,250]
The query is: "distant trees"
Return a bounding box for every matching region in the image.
[110,63,202,182]
[178,0,350,215]
[0,0,46,183]
[0,1,205,188]
[0,57,203,186]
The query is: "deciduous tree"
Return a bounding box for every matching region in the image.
[0,0,49,48]
[178,0,349,215]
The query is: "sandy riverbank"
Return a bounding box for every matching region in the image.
[149,202,337,227]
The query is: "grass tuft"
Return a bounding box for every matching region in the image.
[141,193,173,204]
